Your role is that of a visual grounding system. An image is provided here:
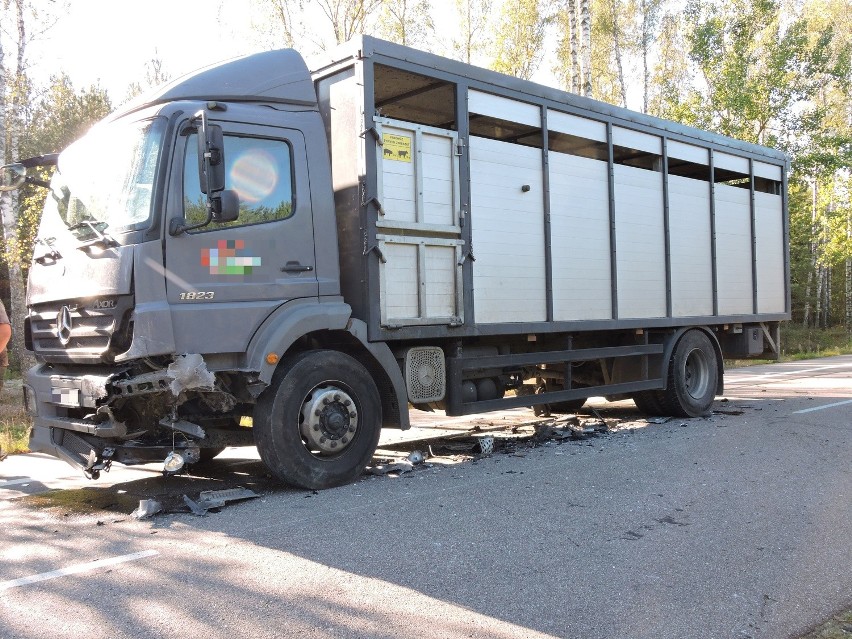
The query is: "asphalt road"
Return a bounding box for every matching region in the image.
[1,355,850,639]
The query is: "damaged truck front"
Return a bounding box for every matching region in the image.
[2,37,790,490]
[5,49,408,485]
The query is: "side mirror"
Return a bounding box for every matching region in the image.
[212,189,240,223]
[0,163,26,192]
[196,115,225,194]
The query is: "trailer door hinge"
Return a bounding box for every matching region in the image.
[455,138,465,156]
[362,126,382,145]
[458,247,475,265]
[365,195,385,216]
[365,243,387,263]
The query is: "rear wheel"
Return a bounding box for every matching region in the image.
[254,350,382,489]
[657,330,718,417]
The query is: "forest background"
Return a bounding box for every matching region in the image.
[0,0,850,373]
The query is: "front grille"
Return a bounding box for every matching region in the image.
[29,297,134,363]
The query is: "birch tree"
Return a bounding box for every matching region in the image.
[579,0,591,96]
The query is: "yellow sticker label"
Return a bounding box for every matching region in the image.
[382,133,412,162]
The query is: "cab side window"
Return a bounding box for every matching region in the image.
[184,134,294,229]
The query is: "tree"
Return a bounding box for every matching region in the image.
[17,73,113,262]
[376,0,435,48]
[553,0,594,97]
[451,0,493,64]
[124,54,172,103]
[491,0,551,79]
[317,0,384,46]
[579,0,591,96]
[0,0,32,372]
[633,0,663,113]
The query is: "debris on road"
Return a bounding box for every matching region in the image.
[182,487,260,516]
[367,460,415,476]
[131,499,163,519]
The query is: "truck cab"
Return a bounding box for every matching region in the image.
[14,49,405,487]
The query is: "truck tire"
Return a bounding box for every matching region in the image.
[631,391,665,416]
[657,330,718,417]
[254,350,382,490]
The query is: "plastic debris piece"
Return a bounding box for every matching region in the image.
[131,499,163,519]
[167,353,215,396]
[367,460,414,476]
[647,417,671,424]
[407,450,425,465]
[197,487,260,509]
[476,436,495,455]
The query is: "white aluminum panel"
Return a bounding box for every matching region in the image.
[468,89,540,127]
[378,236,464,325]
[667,140,708,165]
[754,161,783,182]
[715,184,753,314]
[614,164,666,318]
[754,192,786,313]
[381,242,420,322]
[421,133,456,226]
[547,110,606,142]
[424,245,457,317]
[471,136,546,323]
[612,126,661,155]
[549,151,612,320]
[714,151,749,175]
[669,175,713,316]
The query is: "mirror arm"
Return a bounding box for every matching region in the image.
[25,176,51,189]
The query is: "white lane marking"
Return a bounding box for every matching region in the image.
[0,550,159,592]
[726,363,852,385]
[0,478,33,489]
[793,399,852,414]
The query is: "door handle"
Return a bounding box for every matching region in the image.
[281,261,314,273]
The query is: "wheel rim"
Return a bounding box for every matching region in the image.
[299,384,359,456]
[683,348,711,400]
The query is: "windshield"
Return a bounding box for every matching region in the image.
[43,116,166,240]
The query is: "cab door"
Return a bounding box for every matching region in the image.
[163,122,318,354]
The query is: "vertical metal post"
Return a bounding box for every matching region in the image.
[709,150,719,316]
[749,159,758,314]
[606,122,619,320]
[456,82,475,325]
[662,137,672,318]
[541,106,554,322]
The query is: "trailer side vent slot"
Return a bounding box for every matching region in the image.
[405,346,446,403]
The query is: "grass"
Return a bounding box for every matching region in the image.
[0,379,30,455]
[798,610,852,639]
[780,324,852,360]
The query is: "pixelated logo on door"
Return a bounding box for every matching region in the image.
[201,240,261,275]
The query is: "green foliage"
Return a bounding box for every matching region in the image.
[491,0,551,79]
[8,74,112,269]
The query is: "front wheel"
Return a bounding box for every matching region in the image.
[657,330,719,417]
[254,350,382,489]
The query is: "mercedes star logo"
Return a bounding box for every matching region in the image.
[56,305,73,346]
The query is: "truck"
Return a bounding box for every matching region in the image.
[0,36,789,490]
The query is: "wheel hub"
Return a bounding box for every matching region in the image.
[300,386,359,454]
[684,349,710,399]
